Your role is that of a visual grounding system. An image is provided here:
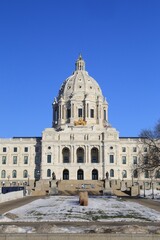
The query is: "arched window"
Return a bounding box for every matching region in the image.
[92,169,98,180]
[62,147,70,163]
[77,169,84,180]
[91,147,99,163]
[122,170,127,178]
[12,170,17,178]
[63,169,69,180]
[23,170,28,178]
[77,148,84,163]
[110,169,114,177]
[47,169,51,177]
[1,170,6,178]
[133,170,138,178]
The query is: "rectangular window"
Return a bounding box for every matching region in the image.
[14,147,17,152]
[144,170,149,178]
[78,108,82,118]
[133,156,137,164]
[24,156,28,164]
[90,109,94,118]
[47,154,51,163]
[122,156,126,164]
[144,156,148,164]
[109,155,114,163]
[3,147,7,152]
[13,156,17,164]
[2,156,6,164]
[133,147,137,152]
[67,109,71,118]
[122,147,126,152]
[24,147,28,152]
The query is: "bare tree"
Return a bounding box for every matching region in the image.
[137,120,160,176]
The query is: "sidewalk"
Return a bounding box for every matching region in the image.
[0,196,44,214]
[124,198,160,212]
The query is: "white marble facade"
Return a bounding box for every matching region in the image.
[0,56,148,183]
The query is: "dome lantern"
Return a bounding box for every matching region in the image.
[75,54,85,71]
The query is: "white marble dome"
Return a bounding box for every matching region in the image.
[58,55,103,101]
[53,55,108,129]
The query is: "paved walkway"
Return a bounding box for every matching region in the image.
[124,197,160,212]
[0,196,44,214]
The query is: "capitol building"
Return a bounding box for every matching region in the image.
[0,56,149,186]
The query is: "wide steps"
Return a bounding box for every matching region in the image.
[57,180,103,195]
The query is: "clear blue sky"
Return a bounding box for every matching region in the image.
[0,0,160,138]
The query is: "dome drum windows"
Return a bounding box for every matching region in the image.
[47,155,52,163]
[67,108,71,119]
[90,109,94,118]
[109,155,114,164]
[104,109,106,121]
[78,108,83,118]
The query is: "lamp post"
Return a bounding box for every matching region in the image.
[27,174,30,186]
[131,173,134,186]
[151,181,154,199]
[7,175,10,186]
[143,181,146,197]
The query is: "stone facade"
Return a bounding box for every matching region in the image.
[0,56,159,186]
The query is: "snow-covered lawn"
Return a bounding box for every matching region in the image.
[1,196,160,222]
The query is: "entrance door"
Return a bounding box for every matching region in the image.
[63,169,69,180]
[92,169,98,180]
[77,169,84,180]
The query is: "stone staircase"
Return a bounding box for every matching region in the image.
[31,180,50,196]
[29,179,140,197]
[57,180,104,195]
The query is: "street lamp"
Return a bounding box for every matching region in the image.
[7,175,10,186]
[151,181,154,199]
[27,174,30,186]
[143,181,146,197]
[131,173,134,186]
